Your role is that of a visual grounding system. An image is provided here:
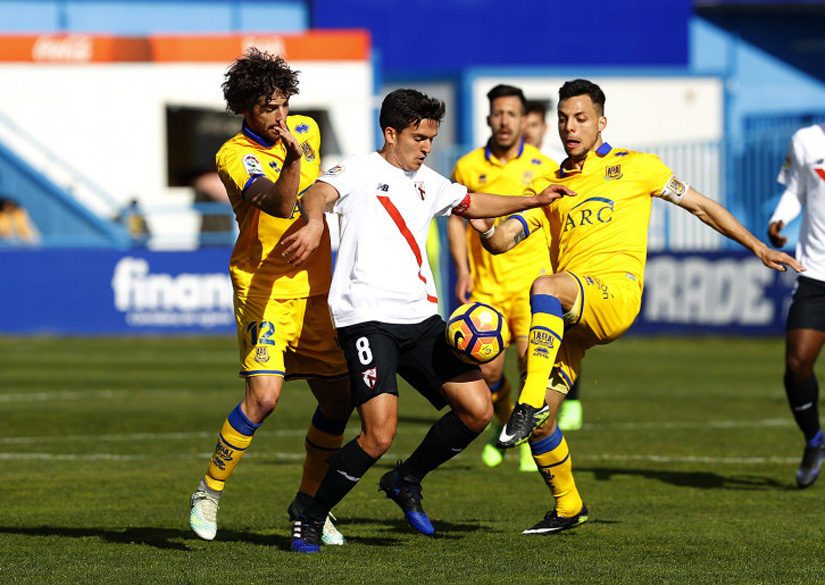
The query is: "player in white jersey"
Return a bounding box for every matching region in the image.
[281,88,573,553]
[769,122,825,487]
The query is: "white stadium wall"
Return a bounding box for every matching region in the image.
[466,72,726,251]
[467,74,724,150]
[0,33,374,248]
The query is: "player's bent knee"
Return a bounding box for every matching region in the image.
[453,396,493,433]
[530,274,557,296]
[242,393,280,421]
[359,429,395,457]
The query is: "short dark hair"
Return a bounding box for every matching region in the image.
[222,47,300,116]
[525,99,551,120]
[379,89,446,133]
[486,84,527,115]
[558,79,606,116]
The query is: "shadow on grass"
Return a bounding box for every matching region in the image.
[0,525,320,551]
[578,466,789,490]
[0,526,200,551]
[0,516,490,551]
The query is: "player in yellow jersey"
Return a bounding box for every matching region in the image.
[449,84,565,471]
[471,78,803,534]
[523,98,584,431]
[188,48,352,545]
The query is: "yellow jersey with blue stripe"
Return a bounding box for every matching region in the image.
[452,140,558,296]
[217,115,331,300]
[518,143,677,289]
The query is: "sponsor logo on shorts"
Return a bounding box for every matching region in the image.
[255,346,270,364]
[361,367,377,389]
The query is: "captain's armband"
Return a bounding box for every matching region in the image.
[660,175,689,205]
[452,192,471,215]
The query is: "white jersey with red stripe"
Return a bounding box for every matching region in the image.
[771,123,825,282]
[317,151,469,328]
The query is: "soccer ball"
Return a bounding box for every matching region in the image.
[445,302,509,364]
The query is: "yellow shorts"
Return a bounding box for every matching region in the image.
[549,271,642,393]
[234,294,348,381]
[470,288,532,345]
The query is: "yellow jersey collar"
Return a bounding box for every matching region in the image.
[484,138,525,165]
[559,142,612,177]
[242,120,285,149]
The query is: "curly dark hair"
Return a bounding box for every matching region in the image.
[379,89,446,133]
[558,79,606,116]
[222,47,300,115]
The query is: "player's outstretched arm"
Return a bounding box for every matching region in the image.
[244,119,303,218]
[446,214,474,303]
[679,187,805,273]
[280,181,339,266]
[467,216,527,255]
[459,183,575,219]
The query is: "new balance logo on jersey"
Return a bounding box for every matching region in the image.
[377,183,389,192]
[362,367,377,388]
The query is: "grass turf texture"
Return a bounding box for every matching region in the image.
[1,335,823,584]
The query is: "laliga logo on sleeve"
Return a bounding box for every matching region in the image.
[243,154,263,176]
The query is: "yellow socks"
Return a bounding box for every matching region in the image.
[520,294,564,408]
[489,376,513,427]
[530,426,583,517]
[299,407,347,496]
[203,403,259,493]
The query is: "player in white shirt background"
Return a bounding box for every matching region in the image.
[768,122,825,488]
[281,88,573,552]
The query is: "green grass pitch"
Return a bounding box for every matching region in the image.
[1,335,823,584]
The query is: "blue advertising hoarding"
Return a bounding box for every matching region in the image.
[0,248,234,335]
[0,248,797,336]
